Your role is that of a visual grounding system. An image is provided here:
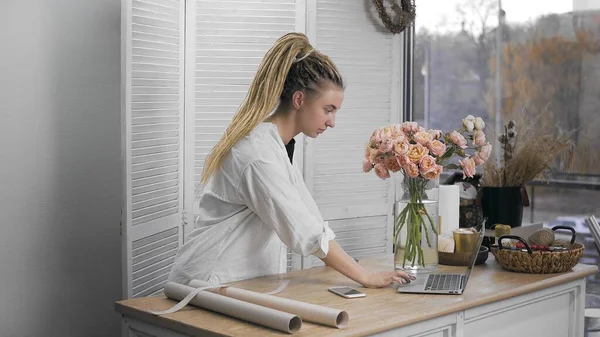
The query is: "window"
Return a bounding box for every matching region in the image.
[411,0,600,303]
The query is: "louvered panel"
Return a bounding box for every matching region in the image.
[196,22,295,33]
[193,0,296,189]
[196,16,292,25]
[313,0,393,215]
[131,226,179,298]
[197,8,295,19]
[131,1,182,224]
[297,0,400,269]
[133,143,179,156]
[313,174,385,188]
[196,1,295,11]
[122,0,184,299]
[195,58,264,67]
[307,216,388,267]
[314,193,388,208]
[133,180,178,197]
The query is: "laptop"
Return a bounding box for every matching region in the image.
[396,224,484,295]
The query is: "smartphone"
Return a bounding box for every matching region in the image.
[328,286,366,299]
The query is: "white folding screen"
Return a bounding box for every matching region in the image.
[186,0,303,271]
[302,0,402,267]
[122,1,403,296]
[121,0,185,298]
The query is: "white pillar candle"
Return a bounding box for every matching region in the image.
[438,185,460,237]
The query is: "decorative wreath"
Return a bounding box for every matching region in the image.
[371,0,416,34]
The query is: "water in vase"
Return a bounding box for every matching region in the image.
[394,199,439,274]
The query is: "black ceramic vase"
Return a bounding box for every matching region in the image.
[480,186,524,228]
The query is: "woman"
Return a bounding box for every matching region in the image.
[168,32,414,288]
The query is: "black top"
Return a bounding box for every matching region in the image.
[285,138,295,164]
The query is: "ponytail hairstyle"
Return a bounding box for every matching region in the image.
[201,32,344,184]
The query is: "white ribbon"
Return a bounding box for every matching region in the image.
[149,284,223,315]
[263,280,290,295]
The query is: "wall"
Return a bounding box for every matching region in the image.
[0,1,122,336]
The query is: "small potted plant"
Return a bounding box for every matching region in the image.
[480,112,573,229]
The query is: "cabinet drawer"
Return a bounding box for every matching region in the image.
[464,290,572,337]
[370,313,456,337]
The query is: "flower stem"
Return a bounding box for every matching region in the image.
[395,175,438,269]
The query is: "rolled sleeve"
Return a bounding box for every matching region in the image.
[237,159,334,258]
[312,221,336,258]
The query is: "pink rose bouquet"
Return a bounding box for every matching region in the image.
[363,117,492,269]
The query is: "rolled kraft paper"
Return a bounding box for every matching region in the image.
[162,282,302,334]
[189,279,349,329]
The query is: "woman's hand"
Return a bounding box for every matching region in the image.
[361,271,416,288]
[320,240,416,289]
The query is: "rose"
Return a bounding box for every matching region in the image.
[393,133,407,145]
[471,153,485,165]
[413,131,433,146]
[393,140,410,156]
[364,145,372,159]
[474,117,485,130]
[378,137,393,152]
[369,148,384,164]
[381,126,393,139]
[404,161,419,178]
[449,131,468,148]
[396,154,410,167]
[400,122,419,134]
[428,140,447,157]
[427,129,443,140]
[374,163,390,179]
[407,143,429,163]
[385,156,402,172]
[462,118,475,132]
[391,124,403,138]
[460,157,476,178]
[362,160,373,172]
[422,164,443,180]
[419,155,437,174]
[372,129,383,143]
[478,143,492,161]
[473,130,486,147]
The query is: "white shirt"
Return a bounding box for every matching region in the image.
[168,122,335,285]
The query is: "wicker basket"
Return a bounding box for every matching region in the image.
[491,226,584,274]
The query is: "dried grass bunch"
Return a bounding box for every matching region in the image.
[482,109,574,187]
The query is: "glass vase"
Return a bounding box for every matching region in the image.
[394,174,439,274]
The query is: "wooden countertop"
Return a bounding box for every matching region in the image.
[115,255,598,337]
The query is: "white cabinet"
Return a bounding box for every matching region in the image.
[119,279,586,337]
[463,279,583,337]
[369,279,585,337]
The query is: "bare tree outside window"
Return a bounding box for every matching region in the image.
[412,0,600,304]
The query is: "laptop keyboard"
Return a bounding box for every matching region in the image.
[425,274,462,291]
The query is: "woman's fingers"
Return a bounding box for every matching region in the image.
[391,271,415,284]
[364,271,417,288]
[396,271,416,280]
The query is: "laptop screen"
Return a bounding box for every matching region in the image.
[461,226,485,290]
